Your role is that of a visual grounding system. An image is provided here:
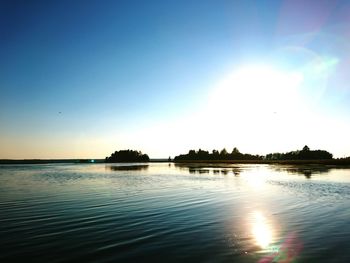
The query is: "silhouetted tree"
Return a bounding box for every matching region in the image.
[302,145,310,152]
[232,147,240,154]
[230,147,242,159]
[220,148,228,156]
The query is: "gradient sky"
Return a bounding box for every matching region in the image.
[1,0,350,159]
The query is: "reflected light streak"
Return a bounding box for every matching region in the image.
[252,211,273,249]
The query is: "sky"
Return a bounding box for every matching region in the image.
[1,0,350,159]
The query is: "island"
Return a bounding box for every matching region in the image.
[105,149,150,163]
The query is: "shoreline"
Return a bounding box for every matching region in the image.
[1,159,350,165]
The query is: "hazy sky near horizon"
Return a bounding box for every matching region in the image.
[1,0,350,159]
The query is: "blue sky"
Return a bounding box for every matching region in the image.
[1,0,350,158]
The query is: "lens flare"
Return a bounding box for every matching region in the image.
[258,232,303,263]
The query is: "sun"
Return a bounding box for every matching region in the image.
[208,64,304,116]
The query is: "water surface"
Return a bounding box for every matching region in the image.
[0,163,349,262]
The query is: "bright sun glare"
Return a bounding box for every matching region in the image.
[209,64,304,116]
[192,64,306,152]
[131,60,344,157]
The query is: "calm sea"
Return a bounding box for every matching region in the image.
[0,163,349,262]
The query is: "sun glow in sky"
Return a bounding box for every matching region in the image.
[127,57,348,158]
[1,0,350,159]
[208,65,304,119]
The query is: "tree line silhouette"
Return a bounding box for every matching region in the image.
[174,147,262,161]
[105,146,334,163]
[265,145,332,160]
[105,150,150,162]
[174,145,333,161]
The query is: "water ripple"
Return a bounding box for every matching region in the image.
[0,163,350,262]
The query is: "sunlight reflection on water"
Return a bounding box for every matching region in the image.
[251,211,273,249]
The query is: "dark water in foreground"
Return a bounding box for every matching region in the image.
[0,163,349,263]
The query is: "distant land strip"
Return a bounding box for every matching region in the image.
[0,159,169,164]
[1,159,350,165]
[0,159,104,164]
